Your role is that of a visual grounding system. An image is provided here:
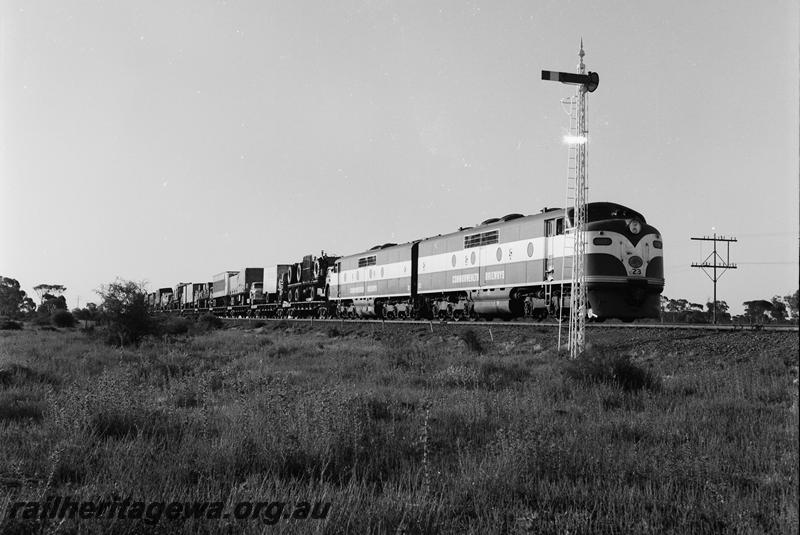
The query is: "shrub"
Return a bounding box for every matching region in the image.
[51,310,76,328]
[460,329,484,353]
[0,364,58,386]
[97,280,151,346]
[33,311,53,326]
[156,315,191,335]
[0,391,45,422]
[327,327,342,338]
[562,350,661,392]
[0,319,22,330]
[196,313,223,332]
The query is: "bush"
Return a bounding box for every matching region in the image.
[327,327,342,338]
[33,311,53,326]
[156,316,192,335]
[196,313,223,332]
[97,280,152,346]
[460,329,484,353]
[562,350,661,392]
[51,310,76,328]
[0,319,22,330]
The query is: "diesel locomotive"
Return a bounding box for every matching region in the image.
[149,201,664,322]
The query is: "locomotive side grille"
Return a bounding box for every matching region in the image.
[464,230,499,248]
[358,256,376,267]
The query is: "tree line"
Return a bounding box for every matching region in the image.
[660,291,798,324]
[1,276,220,344]
[0,276,144,333]
[0,277,75,327]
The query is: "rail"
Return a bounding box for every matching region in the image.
[219,317,798,332]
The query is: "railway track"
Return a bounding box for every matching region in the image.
[221,317,798,332]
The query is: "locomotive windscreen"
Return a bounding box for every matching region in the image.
[567,203,646,224]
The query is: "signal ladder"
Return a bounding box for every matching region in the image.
[557,92,588,358]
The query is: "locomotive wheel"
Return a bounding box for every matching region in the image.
[524,301,533,317]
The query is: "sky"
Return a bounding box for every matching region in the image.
[1,0,798,315]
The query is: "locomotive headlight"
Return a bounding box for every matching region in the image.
[628,220,642,235]
[628,256,644,268]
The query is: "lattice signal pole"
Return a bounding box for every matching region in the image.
[542,40,599,359]
[691,233,738,324]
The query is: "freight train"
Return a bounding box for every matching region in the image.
[147,201,664,322]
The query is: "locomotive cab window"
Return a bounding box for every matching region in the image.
[556,218,564,235]
[545,219,555,237]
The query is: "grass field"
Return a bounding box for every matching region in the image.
[0,321,797,534]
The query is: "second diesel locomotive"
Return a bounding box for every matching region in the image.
[150,201,664,322]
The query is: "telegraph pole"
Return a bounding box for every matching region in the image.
[542,40,599,359]
[691,233,737,324]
